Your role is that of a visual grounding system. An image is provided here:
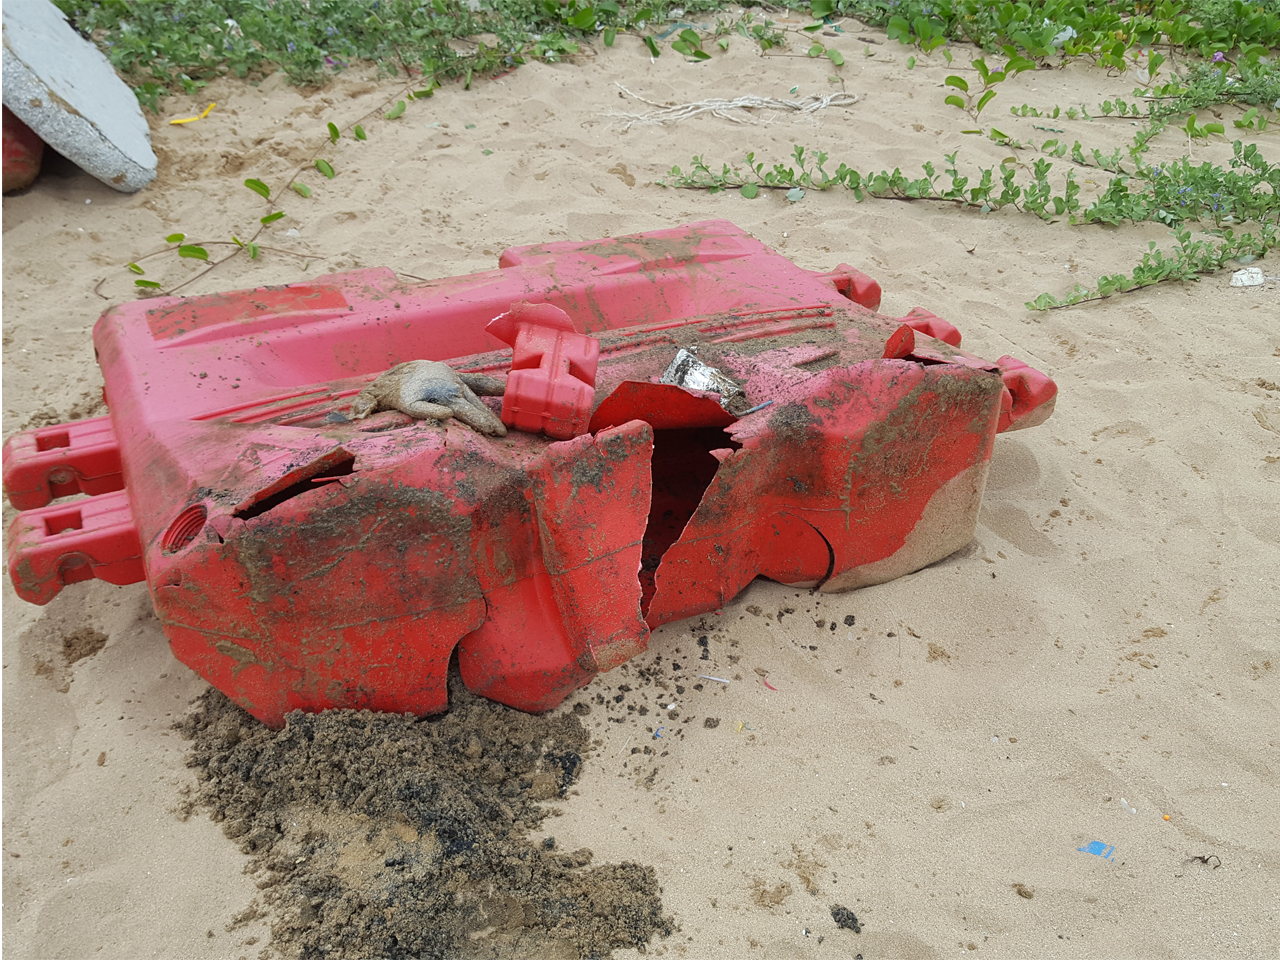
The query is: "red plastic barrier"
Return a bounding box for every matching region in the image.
[3,220,1057,726]
[2,106,44,193]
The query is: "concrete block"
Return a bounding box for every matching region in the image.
[2,0,156,192]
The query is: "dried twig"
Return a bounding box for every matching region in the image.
[608,83,858,129]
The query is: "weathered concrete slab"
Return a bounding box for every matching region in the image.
[2,0,156,192]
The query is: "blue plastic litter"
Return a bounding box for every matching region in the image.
[1078,841,1115,860]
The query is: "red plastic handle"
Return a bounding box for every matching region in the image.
[7,490,144,605]
[996,356,1058,432]
[486,302,600,440]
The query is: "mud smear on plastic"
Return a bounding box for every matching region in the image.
[177,672,673,960]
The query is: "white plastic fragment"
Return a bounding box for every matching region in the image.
[1230,267,1264,287]
[1050,25,1077,46]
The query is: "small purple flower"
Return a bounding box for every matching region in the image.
[1212,51,1226,63]
[287,41,296,52]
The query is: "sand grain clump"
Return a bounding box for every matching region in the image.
[177,680,672,960]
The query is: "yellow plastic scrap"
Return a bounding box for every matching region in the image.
[170,103,216,125]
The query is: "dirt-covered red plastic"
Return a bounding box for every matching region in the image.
[3,220,1056,726]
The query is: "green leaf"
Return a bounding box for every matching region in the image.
[826,48,844,66]
[672,40,693,55]
[1204,122,1224,135]
[178,245,208,261]
[717,37,729,51]
[315,159,336,179]
[327,122,340,143]
[741,183,759,198]
[679,29,700,46]
[786,187,805,202]
[808,42,824,57]
[248,243,260,260]
[907,55,916,69]
[165,233,186,244]
[385,100,406,120]
[231,236,244,247]
[412,87,435,99]
[354,125,367,140]
[945,75,969,93]
[261,211,286,225]
[243,179,270,200]
[127,262,144,275]
[810,0,835,18]
[976,89,998,114]
[604,27,616,46]
[692,49,711,60]
[645,35,660,57]
[135,279,162,288]
[291,182,312,198]
[482,148,494,155]
[945,94,966,110]
[569,7,596,30]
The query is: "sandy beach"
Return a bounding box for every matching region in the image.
[4,18,1279,959]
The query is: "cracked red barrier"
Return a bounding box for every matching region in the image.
[3,220,1056,726]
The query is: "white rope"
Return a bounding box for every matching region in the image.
[608,83,858,128]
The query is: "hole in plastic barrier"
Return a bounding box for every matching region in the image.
[44,509,83,535]
[639,427,741,614]
[163,504,208,554]
[232,454,356,522]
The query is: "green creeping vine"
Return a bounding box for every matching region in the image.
[661,146,1084,219]
[120,82,445,295]
[662,47,1280,311]
[55,0,806,111]
[660,138,1280,310]
[820,0,1280,66]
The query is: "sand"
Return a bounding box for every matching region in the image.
[4,18,1279,960]
[176,681,671,960]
